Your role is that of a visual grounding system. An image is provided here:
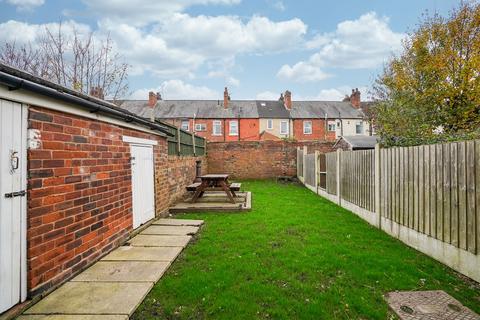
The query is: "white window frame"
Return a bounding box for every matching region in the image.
[195,123,206,132]
[303,121,312,134]
[229,120,239,136]
[267,119,273,130]
[280,120,289,135]
[356,121,364,134]
[212,120,222,136]
[181,120,189,131]
[328,121,336,132]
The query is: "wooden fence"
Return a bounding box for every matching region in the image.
[161,121,206,156]
[297,140,480,282]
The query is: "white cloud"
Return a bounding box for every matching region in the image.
[0,20,91,45]
[278,12,404,82]
[82,0,241,26]
[273,1,285,11]
[277,60,331,82]
[5,0,44,11]
[130,80,219,100]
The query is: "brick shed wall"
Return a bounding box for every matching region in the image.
[206,140,333,179]
[27,106,204,296]
[165,156,207,205]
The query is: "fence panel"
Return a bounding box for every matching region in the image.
[161,121,206,156]
[297,148,304,178]
[304,153,316,187]
[326,152,337,195]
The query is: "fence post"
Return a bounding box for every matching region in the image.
[192,132,196,156]
[177,127,181,155]
[303,146,307,181]
[374,143,381,228]
[336,148,342,205]
[314,150,320,193]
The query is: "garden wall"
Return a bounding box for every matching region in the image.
[207,140,333,179]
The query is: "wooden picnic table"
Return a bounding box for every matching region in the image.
[190,174,236,204]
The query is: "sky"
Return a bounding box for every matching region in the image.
[0,0,460,101]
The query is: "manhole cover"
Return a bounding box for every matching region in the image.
[385,290,480,320]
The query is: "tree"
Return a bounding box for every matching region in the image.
[0,23,129,101]
[371,1,480,147]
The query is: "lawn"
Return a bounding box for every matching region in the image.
[132,180,480,319]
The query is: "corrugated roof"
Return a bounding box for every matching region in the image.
[340,135,379,149]
[119,99,364,119]
[256,100,290,118]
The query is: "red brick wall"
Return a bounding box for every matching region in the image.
[207,140,333,179]
[165,156,207,205]
[26,106,204,296]
[292,119,336,142]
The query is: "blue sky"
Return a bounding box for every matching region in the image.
[0,0,459,101]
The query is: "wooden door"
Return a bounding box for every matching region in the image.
[130,144,155,229]
[0,99,27,313]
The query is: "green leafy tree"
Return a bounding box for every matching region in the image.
[371,1,480,146]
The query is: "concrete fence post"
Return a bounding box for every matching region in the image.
[302,145,307,181]
[314,150,319,193]
[336,148,342,205]
[374,143,381,228]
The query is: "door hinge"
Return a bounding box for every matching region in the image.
[4,190,26,198]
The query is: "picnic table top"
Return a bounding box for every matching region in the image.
[199,174,229,179]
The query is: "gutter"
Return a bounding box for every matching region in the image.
[0,71,173,137]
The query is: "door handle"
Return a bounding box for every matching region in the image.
[5,190,26,198]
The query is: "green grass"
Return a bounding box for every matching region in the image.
[132,180,480,319]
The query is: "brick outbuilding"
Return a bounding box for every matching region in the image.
[0,63,204,313]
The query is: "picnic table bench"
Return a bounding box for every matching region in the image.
[186,174,241,203]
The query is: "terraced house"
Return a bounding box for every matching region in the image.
[120,88,372,142]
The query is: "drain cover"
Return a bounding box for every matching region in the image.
[385,290,479,319]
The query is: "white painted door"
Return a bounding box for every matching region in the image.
[0,99,27,313]
[130,144,155,229]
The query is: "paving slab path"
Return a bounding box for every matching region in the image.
[19,218,203,320]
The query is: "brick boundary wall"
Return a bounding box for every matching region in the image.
[206,140,333,179]
[27,106,204,296]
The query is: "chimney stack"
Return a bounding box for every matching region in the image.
[223,87,230,109]
[350,88,361,109]
[284,90,292,110]
[279,93,284,102]
[89,86,104,100]
[148,91,157,108]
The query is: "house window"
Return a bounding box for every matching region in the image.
[195,123,206,131]
[356,121,364,134]
[267,119,273,130]
[229,120,238,136]
[303,121,312,134]
[280,120,289,135]
[212,120,222,136]
[181,120,189,131]
[328,121,336,131]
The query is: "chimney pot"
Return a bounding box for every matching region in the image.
[350,88,361,109]
[148,91,157,107]
[156,92,162,100]
[89,86,104,100]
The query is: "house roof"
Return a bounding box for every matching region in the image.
[121,100,259,119]
[120,99,365,120]
[256,100,290,118]
[335,135,379,149]
[289,101,365,119]
[0,63,171,136]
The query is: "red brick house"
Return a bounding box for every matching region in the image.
[0,63,204,313]
[120,88,371,143]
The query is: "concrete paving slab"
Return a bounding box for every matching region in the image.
[152,218,203,226]
[24,282,152,316]
[140,225,199,235]
[128,235,191,247]
[71,261,170,282]
[101,246,182,262]
[17,315,128,320]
